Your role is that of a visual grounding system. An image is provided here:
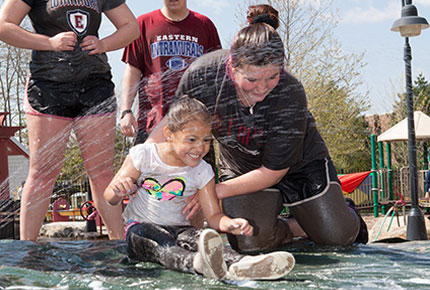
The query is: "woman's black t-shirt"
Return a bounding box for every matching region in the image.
[21,0,124,82]
[176,49,329,180]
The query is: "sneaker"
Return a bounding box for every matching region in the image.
[228,251,295,280]
[345,198,369,244]
[198,229,228,279]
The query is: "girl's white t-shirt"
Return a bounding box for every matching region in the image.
[122,143,214,226]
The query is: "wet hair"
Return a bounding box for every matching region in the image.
[166,95,214,132]
[247,4,279,30]
[230,5,284,68]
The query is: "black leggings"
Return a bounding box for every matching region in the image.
[126,223,243,274]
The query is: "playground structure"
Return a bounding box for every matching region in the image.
[45,197,105,235]
[0,112,24,239]
[343,112,430,218]
[342,135,429,216]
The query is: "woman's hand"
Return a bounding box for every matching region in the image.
[222,217,254,236]
[80,35,105,55]
[120,113,138,137]
[49,31,77,51]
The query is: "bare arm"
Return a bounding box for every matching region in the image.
[0,1,138,53]
[81,3,139,55]
[104,155,140,206]
[119,64,141,136]
[216,166,289,199]
[198,178,253,236]
[0,0,77,50]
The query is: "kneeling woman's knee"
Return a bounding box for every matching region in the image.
[291,184,360,246]
[311,217,359,246]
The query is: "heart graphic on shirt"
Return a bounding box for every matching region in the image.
[141,177,186,201]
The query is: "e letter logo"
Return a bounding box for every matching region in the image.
[67,10,89,35]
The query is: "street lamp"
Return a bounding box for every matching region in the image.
[391,0,429,240]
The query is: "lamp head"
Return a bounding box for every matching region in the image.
[391,4,429,37]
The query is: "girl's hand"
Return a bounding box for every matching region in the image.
[110,177,137,199]
[183,194,201,220]
[49,31,77,51]
[226,218,253,236]
[80,35,105,55]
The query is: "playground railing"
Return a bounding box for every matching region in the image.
[400,167,428,201]
[343,173,374,210]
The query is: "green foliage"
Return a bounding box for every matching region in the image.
[390,74,430,169]
[413,74,430,113]
[308,82,371,172]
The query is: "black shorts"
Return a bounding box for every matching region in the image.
[24,73,116,119]
[277,158,340,206]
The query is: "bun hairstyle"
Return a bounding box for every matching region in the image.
[247,4,279,30]
[230,4,284,68]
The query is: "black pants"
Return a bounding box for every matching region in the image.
[126,223,243,274]
[134,130,149,145]
[222,159,360,252]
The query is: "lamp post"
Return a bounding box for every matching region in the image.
[391,0,429,240]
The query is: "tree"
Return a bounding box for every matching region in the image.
[390,74,430,169]
[239,0,370,171]
[412,74,430,114]
[0,16,31,142]
[310,82,370,171]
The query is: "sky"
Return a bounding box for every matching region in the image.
[101,0,430,116]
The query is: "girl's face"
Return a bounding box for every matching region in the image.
[165,119,212,167]
[232,64,281,106]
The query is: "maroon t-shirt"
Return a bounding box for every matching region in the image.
[122,9,221,133]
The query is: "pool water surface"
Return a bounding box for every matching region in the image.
[0,239,429,289]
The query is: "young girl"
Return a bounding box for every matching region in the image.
[148,4,368,252]
[104,96,295,280]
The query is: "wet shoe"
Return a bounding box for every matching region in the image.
[228,251,295,280]
[345,198,369,244]
[198,229,228,279]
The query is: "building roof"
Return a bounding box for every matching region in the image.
[377,111,430,142]
[1,112,28,158]
[8,137,29,158]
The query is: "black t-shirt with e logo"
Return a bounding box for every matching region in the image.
[22,0,124,82]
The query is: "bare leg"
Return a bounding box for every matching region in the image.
[20,114,73,241]
[74,113,124,239]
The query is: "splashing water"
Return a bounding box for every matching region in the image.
[1,239,430,289]
[1,45,428,289]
